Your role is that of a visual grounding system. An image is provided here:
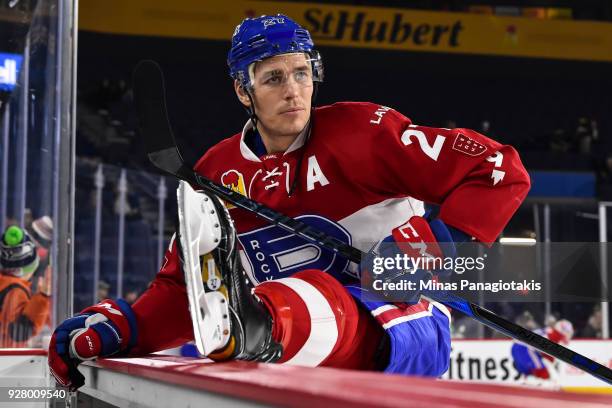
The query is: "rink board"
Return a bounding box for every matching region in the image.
[77,355,612,408]
[444,339,612,393]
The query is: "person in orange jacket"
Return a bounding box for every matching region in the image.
[0,225,51,347]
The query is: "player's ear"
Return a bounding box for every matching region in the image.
[234,80,251,107]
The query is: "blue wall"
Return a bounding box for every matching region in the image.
[529,171,595,198]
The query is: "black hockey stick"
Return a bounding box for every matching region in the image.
[133,60,612,385]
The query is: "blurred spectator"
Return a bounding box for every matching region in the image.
[0,226,51,347]
[113,181,142,220]
[123,288,139,305]
[97,280,110,302]
[544,311,561,328]
[606,155,612,182]
[27,215,53,250]
[578,305,602,338]
[574,116,599,154]
[26,215,53,293]
[515,310,538,331]
[549,128,571,152]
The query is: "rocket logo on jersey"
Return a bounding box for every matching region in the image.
[452,133,487,157]
[238,215,351,283]
[221,170,247,208]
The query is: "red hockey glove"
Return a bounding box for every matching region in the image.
[48,299,137,390]
[391,215,470,273]
[365,215,469,304]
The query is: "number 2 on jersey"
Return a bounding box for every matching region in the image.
[401,129,446,161]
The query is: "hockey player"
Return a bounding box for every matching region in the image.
[48,14,530,389]
[0,226,51,347]
[511,319,574,387]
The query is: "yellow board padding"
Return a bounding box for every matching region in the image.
[563,386,612,394]
[79,0,612,62]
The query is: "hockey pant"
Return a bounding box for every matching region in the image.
[254,269,451,376]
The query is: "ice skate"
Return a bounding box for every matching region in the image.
[177,181,282,362]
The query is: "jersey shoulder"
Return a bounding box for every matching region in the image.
[313,101,412,148]
[193,132,242,174]
[315,101,412,129]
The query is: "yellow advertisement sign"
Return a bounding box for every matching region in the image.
[79,0,612,62]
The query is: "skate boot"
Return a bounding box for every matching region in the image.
[177,181,282,362]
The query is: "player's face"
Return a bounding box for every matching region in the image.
[240,53,313,146]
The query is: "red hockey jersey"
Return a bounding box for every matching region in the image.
[129,102,530,355]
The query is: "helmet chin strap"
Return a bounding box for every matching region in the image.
[245,91,259,128]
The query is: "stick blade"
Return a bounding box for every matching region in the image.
[133,60,184,175]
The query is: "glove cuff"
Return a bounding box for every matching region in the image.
[81,299,138,352]
[391,216,444,260]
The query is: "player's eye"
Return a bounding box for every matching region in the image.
[263,74,283,85]
[294,70,310,83]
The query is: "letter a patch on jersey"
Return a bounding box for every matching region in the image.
[306,155,329,191]
[452,133,487,157]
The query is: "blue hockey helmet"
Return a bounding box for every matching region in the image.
[228,14,323,90]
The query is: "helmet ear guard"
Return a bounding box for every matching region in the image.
[308,50,324,84]
[236,71,251,92]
